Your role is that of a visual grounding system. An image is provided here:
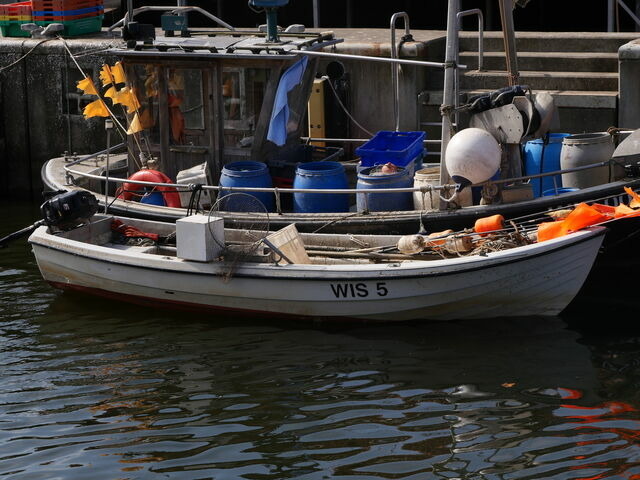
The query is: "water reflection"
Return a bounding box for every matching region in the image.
[1,200,640,478]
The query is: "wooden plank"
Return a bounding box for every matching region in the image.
[264,223,311,265]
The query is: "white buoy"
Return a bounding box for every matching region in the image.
[445,128,501,188]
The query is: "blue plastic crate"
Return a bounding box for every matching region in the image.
[356,130,426,168]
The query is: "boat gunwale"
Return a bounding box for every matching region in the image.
[44,156,640,225]
[28,220,607,281]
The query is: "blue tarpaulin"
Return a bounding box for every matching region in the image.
[267,57,308,146]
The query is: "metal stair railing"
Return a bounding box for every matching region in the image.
[608,0,640,31]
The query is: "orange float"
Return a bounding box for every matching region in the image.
[474,214,505,236]
[117,169,182,208]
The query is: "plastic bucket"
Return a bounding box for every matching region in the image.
[357,166,413,212]
[219,161,275,212]
[560,132,615,189]
[293,161,349,213]
[542,187,579,196]
[413,167,440,210]
[523,133,570,197]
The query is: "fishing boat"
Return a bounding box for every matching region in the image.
[28,207,605,321]
[41,0,640,236]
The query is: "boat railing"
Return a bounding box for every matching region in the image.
[63,152,623,214]
[109,5,235,32]
[64,143,127,168]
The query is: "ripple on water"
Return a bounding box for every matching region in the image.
[1,203,640,479]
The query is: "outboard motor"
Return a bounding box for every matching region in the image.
[41,190,99,230]
[0,191,98,249]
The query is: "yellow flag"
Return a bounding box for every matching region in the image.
[99,64,114,87]
[113,86,141,113]
[126,112,144,135]
[83,99,110,118]
[77,76,98,95]
[104,86,117,100]
[111,62,126,84]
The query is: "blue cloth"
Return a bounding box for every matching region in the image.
[267,56,308,146]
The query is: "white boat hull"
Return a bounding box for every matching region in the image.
[29,219,605,321]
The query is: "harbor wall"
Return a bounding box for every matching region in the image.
[0,38,110,199]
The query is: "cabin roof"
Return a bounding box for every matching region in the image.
[113,29,342,60]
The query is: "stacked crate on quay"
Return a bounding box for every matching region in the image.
[0,0,103,37]
[0,2,32,37]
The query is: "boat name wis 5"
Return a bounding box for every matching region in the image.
[330,282,388,298]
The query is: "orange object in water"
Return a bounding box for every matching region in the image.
[474,214,505,236]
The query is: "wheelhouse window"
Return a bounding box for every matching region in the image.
[126,63,161,145]
[222,67,269,149]
[167,68,205,145]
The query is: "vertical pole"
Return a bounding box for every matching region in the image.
[346,0,353,27]
[266,8,279,42]
[498,0,519,86]
[485,0,493,29]
[104,119,113,214]
[126,0,133,25]
[439,0,459,209]
[312,0,319,28]
[608,0,615,32]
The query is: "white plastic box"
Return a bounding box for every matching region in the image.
[176,163,214,209]
[176,214,224,262]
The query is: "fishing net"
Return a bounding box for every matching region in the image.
[208,193,270,280]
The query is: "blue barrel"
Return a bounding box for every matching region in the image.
[219,161,275,212]
[293,161,349,213]
[140,191,165,206]
[356,166,413,212]
[523,133,570,197]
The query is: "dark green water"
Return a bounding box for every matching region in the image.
[1,200,639,479]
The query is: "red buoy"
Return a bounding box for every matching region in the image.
[117,169,182,208]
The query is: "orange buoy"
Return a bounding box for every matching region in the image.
[474,214,505,236]
[117,169,182,208]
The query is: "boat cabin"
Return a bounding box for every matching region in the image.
[115,28,340,184]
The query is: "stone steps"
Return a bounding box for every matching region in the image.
[459,51,619,73]
[460,69,618,91]
[446,32,633,136]
[458,31,638,53]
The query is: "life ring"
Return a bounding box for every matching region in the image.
[117,169,182,208]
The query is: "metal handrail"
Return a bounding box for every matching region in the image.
[108,6,235,32]
[63,155,620,196]
[608,0,640,31]
[296,49,464,70]
[391,12,411,132]
[457,9,484,71]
